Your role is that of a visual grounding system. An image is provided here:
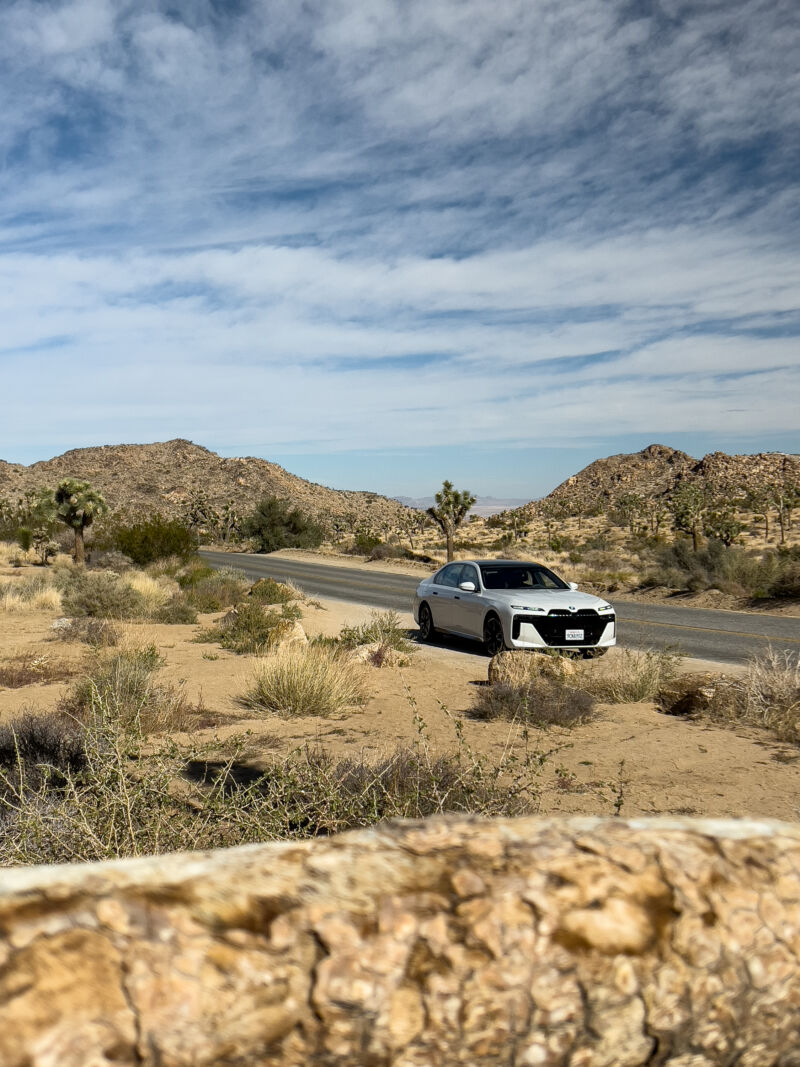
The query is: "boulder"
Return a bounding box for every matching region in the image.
[0,817,799,1064]
[350,641,404,667]
[488,649,578,686]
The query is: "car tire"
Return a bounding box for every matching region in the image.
[418,603,436,643]
[483,613,506,656]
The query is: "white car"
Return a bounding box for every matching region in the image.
[413,559,616,656]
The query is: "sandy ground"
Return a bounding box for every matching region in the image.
[2,587,799,823]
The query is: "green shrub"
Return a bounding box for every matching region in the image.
[154,592,199,624]
[196,600,297,654]
[338,610,414,654]
[61,570,147,619]
[644,540,794,598]
[244,496,325,553]
[15,527,32,553]
[111,515,197,565]
[248,577,295,604]
[348,531,382,555]
[185,567,250,611]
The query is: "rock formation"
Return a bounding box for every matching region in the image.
[0,815,799,1065]
[0,439,414,527]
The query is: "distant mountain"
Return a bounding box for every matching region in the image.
[0,440,415,527]
[395,495,528,517]
[535,444,800,514]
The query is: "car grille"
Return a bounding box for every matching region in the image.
[512,612,614,646]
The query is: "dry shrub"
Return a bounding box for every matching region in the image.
[0,653,76,688]
[122,571,174,615]
[185,567,250,611]
[153,592,198,624]
[239,644,368,717]
[59,645,194,734]
[580,647,682,703]
[248,577,295,604]
[470,674,596,727]
[53,617,121,647]
[488,650,577,687]
[61,570,147,619]
[705,649,800,742]
[0,711,86,798]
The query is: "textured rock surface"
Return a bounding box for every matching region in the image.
[1,816,800,1065]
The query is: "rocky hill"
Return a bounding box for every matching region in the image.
[0,440,414,529]
[532,443,800,514]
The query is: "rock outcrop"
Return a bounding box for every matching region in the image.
[0,439,414,527]
[1,816,799,1065]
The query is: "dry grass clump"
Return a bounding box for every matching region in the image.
[239,644,368,717]
[579,647,682,703]
[704,649,800,742]
[0,653,76,689]
[183,566,250,612]
[0,573,62,613]
[121,570,173,615]
[248,577,296,604]
[470,674,596,727]
[59,644,195,734]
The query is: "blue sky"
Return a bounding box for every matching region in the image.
[0,0,798,499]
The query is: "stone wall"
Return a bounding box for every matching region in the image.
[0,816,799,1065]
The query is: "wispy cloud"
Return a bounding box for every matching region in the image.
[0,0,797,490]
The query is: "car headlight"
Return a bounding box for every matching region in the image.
[598,604,613,612]
[510,604,545,612]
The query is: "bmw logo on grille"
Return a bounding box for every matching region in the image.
[568,605,576,611]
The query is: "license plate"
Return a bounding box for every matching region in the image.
[565,629,584,641]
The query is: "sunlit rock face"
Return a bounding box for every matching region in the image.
[0,815,799,1066]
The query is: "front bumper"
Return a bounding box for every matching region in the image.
[508,613,616,650]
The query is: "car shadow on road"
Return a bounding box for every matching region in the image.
[408,628,490,661]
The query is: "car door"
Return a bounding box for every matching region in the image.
[428,564,464,630]
[448,563,485,638]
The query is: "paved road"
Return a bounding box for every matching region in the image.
[200,550,800,665]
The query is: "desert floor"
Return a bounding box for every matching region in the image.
[2,580,799,824]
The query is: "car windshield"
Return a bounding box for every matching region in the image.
[479,563,568,591]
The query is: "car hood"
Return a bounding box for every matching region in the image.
[485,589,612,612]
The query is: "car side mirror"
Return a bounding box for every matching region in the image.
[459,581,477,592]
[568,581,578,591]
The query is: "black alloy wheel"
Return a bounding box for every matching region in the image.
[418,603,436,642]
[483,614,506,656]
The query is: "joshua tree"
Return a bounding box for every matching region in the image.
[670,483,707,552]
[54,479,109,564]
[427,481,476,562]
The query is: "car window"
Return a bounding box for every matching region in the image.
[460,564,480,589]
[435,564,463,588]
[479,564,567,590]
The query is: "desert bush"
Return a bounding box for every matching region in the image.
[110,515,197,565]
[338,610,413,654]
[368,544,414,561]
[580,647,681,703]
[704,649,800,741]
[59,645,193,734]
[88,549,134,571]
[122,571,173,616]
[346,531,382,556]
[470,674,596,727]
[154,592,199,624]
[0,653,75,688]
[248,577,295,604]
[52,617,121,647]
[244,496,326,553]
[197,600,299,655]
[239,644,368,717]
[175,560,215,587]
[645,540,798,598]
[0,712,86,798]
[0,705,543,865]
[184,567,250,611]
[61,570,147,619]
[0,573,62,614]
